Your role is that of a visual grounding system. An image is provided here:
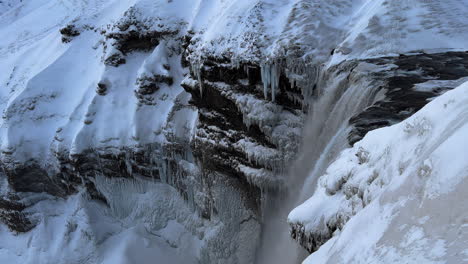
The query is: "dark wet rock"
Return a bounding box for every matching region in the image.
[103,52,126,67]
[348,51,468,145]
[100,8,178,68]
[0,196,36,233]
[104,8,178,55]
[290,223,331,253]
[60,24,80,43]
[107,30,163,54]
[182,56,303,193]
[68,146,162,180]
[2,162,66,196]
[96,82,108,96]
[134,74,173,104]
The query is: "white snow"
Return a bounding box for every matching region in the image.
[184,0,468,67]
[413,77,468,93]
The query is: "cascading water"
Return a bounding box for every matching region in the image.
[256,61,383,263]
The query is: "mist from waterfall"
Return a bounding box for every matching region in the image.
[256,62,382,264]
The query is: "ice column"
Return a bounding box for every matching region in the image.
[191,63,203,98]
[261,64,270,100]
[261,63,280,102]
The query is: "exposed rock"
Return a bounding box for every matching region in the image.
[103,50,126,67]
[290,223,332,253]
[182,56,304,191]
[134,74,173,104]
[2,162,67,196]
[107,30,164,54]
[348,51,468,145]
[103,7,178,56]
[96,82,108,96]
[59,24,80,43]
[0,196,35,233]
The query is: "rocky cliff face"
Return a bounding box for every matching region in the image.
[348,52,468,145]
[0,0,467,263]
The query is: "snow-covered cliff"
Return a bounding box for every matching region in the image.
[0,0,467,263]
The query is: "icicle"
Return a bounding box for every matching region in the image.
[261,62,281,102]
[191,63,203,98]
[260,63,270,100]
[271,69,275,102]
[234,59,240,69]
[271,63,280,102]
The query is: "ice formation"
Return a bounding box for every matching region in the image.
[260,63,280,102]
[191,62,204,98]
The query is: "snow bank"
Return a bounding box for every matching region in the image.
[290,81,468,263]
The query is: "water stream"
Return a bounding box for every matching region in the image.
[256,61,381,263]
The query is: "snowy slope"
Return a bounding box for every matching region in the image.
[290,81,468,263]
[0,0,196,165]
[187,0,468,63]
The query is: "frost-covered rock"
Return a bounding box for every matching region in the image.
[348,51,468,145]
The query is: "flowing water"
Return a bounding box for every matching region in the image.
[256,61,382,263]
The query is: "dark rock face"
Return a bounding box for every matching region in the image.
[107,30,163,54]
[96,82,108,96]
[3,162,66,196]
[60,24,80,43]
[290,222,339,254]
[0,195,35,233]
[136,73,173,95]
[135,74,174,104]
[103,52,126,67]
[348,51,468,145]
[47,139,201,211]
[102,8,179,67]
[68,147,161,180]
[182,56,305,192]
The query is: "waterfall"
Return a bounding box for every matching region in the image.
[256,61,382,263]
